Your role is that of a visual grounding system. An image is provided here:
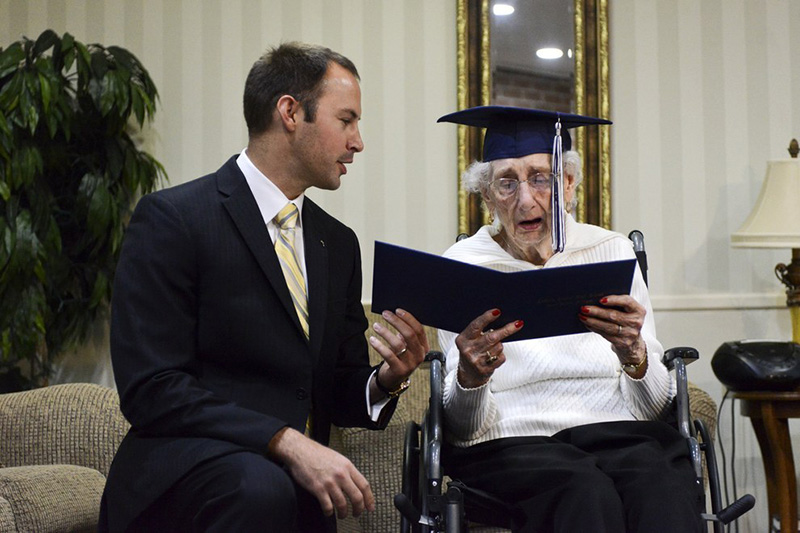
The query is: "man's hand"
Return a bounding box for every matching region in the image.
[368,308,429,396]
[268,427,375,518]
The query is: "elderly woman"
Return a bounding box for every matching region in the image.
[436,106,703,533]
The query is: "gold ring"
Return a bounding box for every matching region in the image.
[397,347,407,356]
[485,352,498,364]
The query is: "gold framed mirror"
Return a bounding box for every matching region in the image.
[456,0,610,235]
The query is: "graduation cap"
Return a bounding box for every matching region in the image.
[437,105,612,253]
[436,105,611,162]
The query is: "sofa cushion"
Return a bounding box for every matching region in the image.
[0,496,17,533]
[0,464,105,533]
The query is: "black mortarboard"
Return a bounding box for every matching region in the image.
[436,105,612,162]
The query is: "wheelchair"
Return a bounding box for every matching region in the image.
[394,231,755,533]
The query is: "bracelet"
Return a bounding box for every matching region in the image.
[374,362,410,398]
[621,354,647,375]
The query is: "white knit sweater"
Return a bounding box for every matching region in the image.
[440,216,675,448]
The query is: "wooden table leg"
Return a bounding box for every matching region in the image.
[747,402,798,533]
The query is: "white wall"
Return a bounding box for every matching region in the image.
[611,1,800,530]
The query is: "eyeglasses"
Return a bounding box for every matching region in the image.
[490,173,554,198]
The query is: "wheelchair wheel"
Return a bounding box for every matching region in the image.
[400,420,421,533]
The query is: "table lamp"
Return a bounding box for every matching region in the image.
[731,139,800,343]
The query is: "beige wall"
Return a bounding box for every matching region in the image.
[611,1,800,529]
[0,0,459,300]
[0,0,458,385]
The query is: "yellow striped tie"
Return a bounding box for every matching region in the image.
[274,203,309,339]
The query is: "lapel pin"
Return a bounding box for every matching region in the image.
[320,239,326,247]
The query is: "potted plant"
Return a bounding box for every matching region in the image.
[0,29,166,391]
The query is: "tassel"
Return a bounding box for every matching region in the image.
[551,118,566,253]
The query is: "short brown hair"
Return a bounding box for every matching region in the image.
[243,42,359,136]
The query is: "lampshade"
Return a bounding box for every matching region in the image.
[731,159,800,248]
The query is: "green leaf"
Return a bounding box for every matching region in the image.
[90,48,109,79]
[37,72,50,113]
[0,181,9,202]
[99,73,117,116]
[0,71,23,113]
[131,84,144,125]
[0,223,11,272]
[0,42,24,79]
[106,46,135,72]
[0,109,10,139]
[85,175,113,237]
[74,41,91,85]
[32,30,59,58]
[33,305,46,333]
[60,33,74,54]
[105,139,124,180]
[89,270,108,308]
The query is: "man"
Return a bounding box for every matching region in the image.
[100,42,428,532]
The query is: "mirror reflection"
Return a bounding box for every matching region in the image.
[459,0,609,232]
[491,0,575,114]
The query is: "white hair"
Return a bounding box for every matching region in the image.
[563,150,583,212]
[460,150,584,229]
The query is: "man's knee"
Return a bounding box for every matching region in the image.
[206,453,297,516]
[169,452,300,531]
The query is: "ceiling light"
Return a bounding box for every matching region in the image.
[536,48,564,60]
[493,3,515,16]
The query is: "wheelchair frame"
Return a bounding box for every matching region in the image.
[395,230,754,531]
[395,350,755,533]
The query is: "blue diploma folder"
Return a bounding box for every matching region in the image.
[371,241,637,341]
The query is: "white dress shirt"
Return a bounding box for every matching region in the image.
[237,149,389,421]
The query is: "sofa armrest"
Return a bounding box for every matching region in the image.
[0,496,16,533]
[688,382,717,442]
[0,464,105,533]
[0,383,129,476]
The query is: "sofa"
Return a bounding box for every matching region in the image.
[0,382,129,533]
[0,307,717,533]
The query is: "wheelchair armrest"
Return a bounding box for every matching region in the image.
[425,350,445,364]
[669,352,694,440]
[662,346,699,370]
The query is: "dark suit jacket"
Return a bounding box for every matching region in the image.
[101,156,394,531]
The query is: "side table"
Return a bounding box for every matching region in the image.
[732,391,800,533]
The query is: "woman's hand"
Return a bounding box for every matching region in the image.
[454,309,523,389]
[579,295,648,377]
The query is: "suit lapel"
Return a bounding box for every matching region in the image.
[217,157,307,340]
[302,201,329,361]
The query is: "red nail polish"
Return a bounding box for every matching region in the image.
[600,297,608,304]
[515,320,524,328]
[492,309,501,316]
[579,315,587,321]
[581,306,590,314]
